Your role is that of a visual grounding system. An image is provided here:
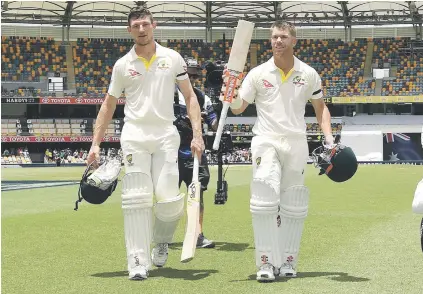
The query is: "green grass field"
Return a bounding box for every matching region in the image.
[2,164,423,294]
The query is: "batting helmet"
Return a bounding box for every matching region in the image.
[312,143,358,183]
[74,162,118,211]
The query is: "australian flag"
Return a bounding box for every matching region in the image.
[383,133,423,161]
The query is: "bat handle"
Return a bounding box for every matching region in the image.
[213,102,230,150]
[193,155,199,181]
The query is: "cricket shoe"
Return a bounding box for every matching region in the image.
[152,243,168,267]
[256,263,279,282]
[129,265,148,281]
[279,263,297,278]
[197,233,215,248]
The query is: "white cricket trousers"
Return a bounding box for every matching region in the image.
[120,121,180,201]
[251,135,309,193]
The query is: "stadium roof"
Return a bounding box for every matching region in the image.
[1,1,423,28]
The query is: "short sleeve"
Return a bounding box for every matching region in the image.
[238,70,257,104]
[107,61,124,98]
[310,70,323,100]
[175,53,188,81]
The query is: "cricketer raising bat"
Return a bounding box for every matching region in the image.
[212,19,255,151]
[180,155,201,263]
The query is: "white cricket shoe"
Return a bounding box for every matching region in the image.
[129,265,148,281]
[279,263,297,278]
[256,263,279,282]
[152,243,168,267]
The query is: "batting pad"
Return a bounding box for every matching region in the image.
[121,172,154,271]
[278,185,309,270]
[250,179,282,268]
[153,193,185,243]
[412,179,423,214]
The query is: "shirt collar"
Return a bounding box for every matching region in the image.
[267,56,302,73]
[129,41,164,62]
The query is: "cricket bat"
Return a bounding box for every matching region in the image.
[180,155,201,263]
[212,20,255,151]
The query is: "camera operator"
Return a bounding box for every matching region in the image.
[174,59,218,248]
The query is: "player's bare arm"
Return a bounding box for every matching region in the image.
[87,94,117,166]
[311,98,334,144]
[230,100,249,115]
[178,78,205,158]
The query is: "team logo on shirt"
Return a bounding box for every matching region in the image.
[292,75,305,86]
[157,59,171,70]
[261,79,274,88]
[129,69,142,77]
[126,154,133,166]
[256,157,261,166]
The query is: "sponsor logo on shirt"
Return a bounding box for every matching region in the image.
[262,79,274,88]
[129,69,142,77]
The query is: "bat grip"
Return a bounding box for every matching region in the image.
[193,155,199,181]
[213,102,230,150]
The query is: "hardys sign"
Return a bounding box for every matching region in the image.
[1,136,121,143]
[2,98,39,104]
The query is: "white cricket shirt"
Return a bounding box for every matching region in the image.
[239,56,323,137]
[108,42,188,125]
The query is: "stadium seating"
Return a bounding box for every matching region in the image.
[306,122,343,135]
[1,35,420,107]
[374,38,423,96]
[372,37,409,68]
[1,155,32,164]
[222,122,342,135]
[223,123,253,133]
[26,118,88,136]
[1,36,67,82]
[1,119,20,135]
[73,38,134,96]
[6,118,343,139]
[252,38,375,97]
[93,118,122,135]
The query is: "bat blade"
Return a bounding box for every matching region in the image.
[213,20,255,150]
[180,156,201,263]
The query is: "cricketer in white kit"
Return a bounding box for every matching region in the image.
[228,21,335,282]
[86,8,204,281]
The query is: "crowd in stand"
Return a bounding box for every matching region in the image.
[2,147,30,157]
[39,147,253,165]
[206,147,252,164]
[1,146,253,165]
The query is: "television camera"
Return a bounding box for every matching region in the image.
[203,60,234,205]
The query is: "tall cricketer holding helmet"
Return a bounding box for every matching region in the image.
[227,20,335,282]
[86,7,204,280]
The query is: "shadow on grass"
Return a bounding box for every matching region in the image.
[92,267,218,281]
[170,241,252,252]
[230,272,370,283]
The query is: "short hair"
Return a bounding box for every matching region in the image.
[128,7,154,26]
[270,21,296,37]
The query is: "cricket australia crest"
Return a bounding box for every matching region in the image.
[256,157,261,166]
[126,154,133,166]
